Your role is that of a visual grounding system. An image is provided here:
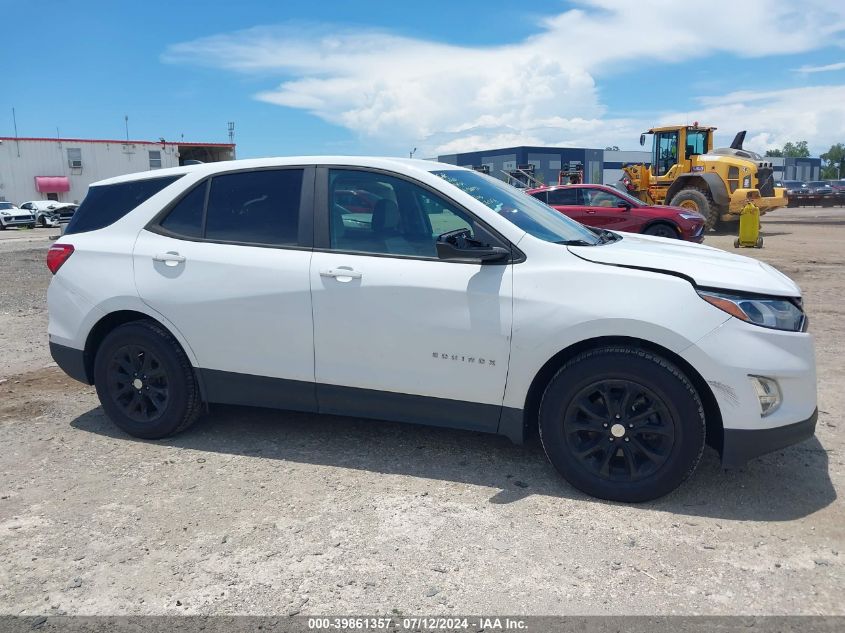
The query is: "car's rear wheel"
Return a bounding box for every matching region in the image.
[93,320,202,439]
[539,346,705,502]
[643,223,678,239]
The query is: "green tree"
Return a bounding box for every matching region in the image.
[766,141,810,158]
[820,143,845,179]
[782,141,810,158]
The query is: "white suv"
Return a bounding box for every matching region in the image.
[46,157,817,502]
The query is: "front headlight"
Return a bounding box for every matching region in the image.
[698,290,805,332]
[743,175,752,188]
[678,212,703,220]
[0,211,10,216]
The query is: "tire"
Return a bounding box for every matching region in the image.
[27,223,35,229]
[734,238,740,248]
[93,320,202,439]
[755,237,763,248]
[643,223,679,239]
[669,188,720,231]
[538,346,705,502]
[40,216,49,228]
[0,223,5,231]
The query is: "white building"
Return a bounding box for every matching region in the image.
[0,136,235,205]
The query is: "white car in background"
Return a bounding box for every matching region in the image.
[19,200,77,227]
[0,201,36,229]
[45,157,817,502]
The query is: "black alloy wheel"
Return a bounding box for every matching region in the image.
[563,379,675,482]
[106,344,170,423]
[539,346,706,502]
[94,320,202,439]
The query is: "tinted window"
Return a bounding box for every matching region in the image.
[547,188,579,205]
[529,190,548,203]
[65,176,181,235]
[205,169,303,245]
[159,182,206,238]
[0,202,14,210]
[329,169,493,258]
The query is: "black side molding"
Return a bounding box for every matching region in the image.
[721,409,817,469]
[50,342,91,385]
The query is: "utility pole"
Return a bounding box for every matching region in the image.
[228,122,236,159]
[409,147,417,159]
[12,107,20,157]
[124,115,129,142]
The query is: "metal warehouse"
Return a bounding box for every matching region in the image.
[437,146,821,186]
[0,136,235,205]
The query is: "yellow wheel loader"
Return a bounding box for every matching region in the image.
[619,124,788,230]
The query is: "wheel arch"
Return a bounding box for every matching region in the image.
[517,335,723,453]
[641,219,681,237]
[81,309,206,400]
[667,173,729,208]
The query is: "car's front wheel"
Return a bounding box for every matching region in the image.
[93,320,202,439]
[539,346,705,502]
[643,223,678,239]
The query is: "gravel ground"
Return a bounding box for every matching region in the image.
[0,210,842,616]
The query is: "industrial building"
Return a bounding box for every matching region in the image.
[437,146,821,186]
[0,136,235,205]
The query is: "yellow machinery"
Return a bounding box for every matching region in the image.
[620,124,788,230]
[734,200,763,249]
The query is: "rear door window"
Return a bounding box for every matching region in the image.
[204,169,303,246]
[65,176,181,234]
[547,188,580,206]
[159,182,207,238]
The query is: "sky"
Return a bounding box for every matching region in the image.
[3,0,845,159]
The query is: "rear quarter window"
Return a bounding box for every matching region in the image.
[64,176,181,235]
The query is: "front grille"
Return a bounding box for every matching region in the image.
[757,167,775,196]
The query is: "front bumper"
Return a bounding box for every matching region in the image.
[680,317,817,468]
[721,408,817,468]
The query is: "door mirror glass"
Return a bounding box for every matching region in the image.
[639,134,646,146]
[435,229,509,263]
[617,201,632,210]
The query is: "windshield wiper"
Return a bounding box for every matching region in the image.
[556,239,597,246]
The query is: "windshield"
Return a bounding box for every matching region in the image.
[432,170,601,245]
[0,202,15,210]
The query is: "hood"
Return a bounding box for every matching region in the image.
[568,233,800,297]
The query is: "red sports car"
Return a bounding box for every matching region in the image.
[526,184,706,242]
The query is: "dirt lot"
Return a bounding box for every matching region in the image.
[0,211,842,617]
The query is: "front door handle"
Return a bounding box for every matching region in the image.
[153,252,186,267]
[586,210,597,215]
[320,268,362,281]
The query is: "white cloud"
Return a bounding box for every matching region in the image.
[793,61,845,73]
[164,0,845,156]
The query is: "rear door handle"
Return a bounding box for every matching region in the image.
[153,252,186,266]
[320,268,362,280]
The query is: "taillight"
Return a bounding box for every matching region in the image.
[46,243,74,274]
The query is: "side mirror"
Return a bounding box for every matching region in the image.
[436,229,510,263]
[639,134,646,146]
[617,201,632,211]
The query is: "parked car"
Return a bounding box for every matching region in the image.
[779,180,808,207]
[46,157,817,502]
[0,202,36,229]
[526,184,705,242]
[804,181,835,207]
[826,179,845,205]
[19,201,78,227]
